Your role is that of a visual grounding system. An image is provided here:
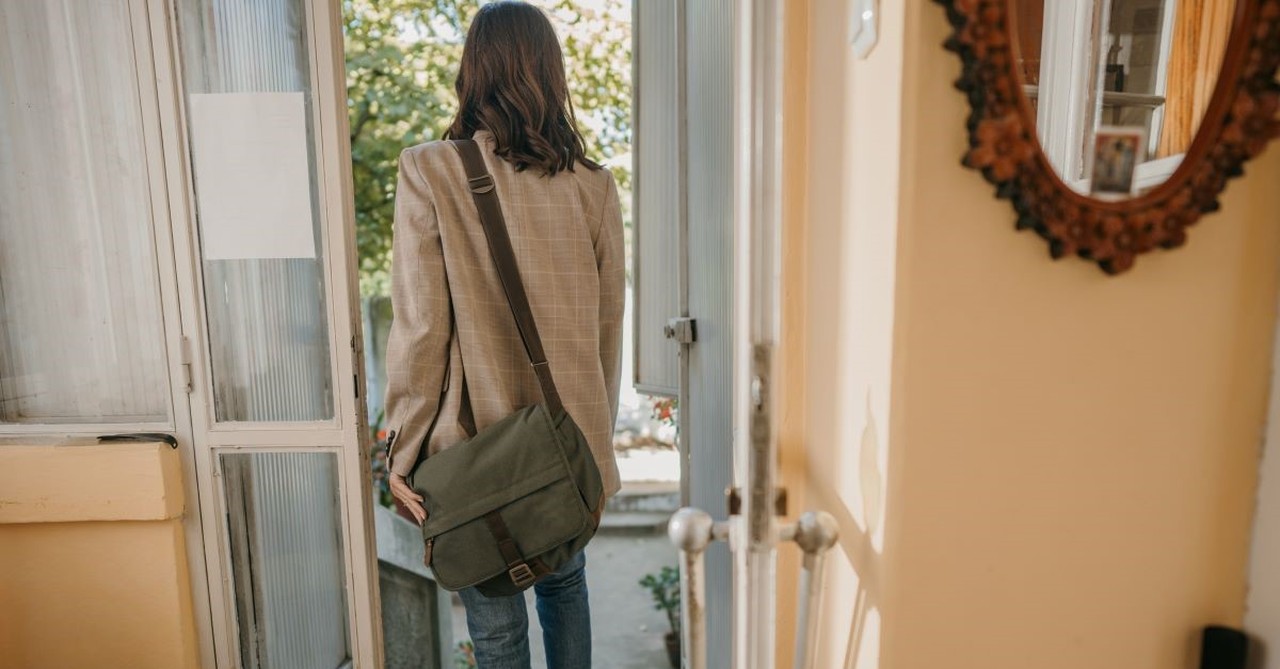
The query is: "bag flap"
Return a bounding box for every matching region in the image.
[428,477,592,590]
[413,404,572,537]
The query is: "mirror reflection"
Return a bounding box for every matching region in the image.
[1014,0,1236,198]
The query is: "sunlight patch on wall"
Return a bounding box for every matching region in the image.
[848,606,881,669]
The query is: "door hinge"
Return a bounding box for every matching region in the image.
[664,317,697,344]
[179,337,194,394]
[350,335,363,400]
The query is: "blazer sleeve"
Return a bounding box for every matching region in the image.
[595,172,626,429]
[384,148,451,477]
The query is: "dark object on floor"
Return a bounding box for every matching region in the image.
[1201,625,1248,669]
[665,631,681,669]
[640,566,682,668]
[98,432,178,448]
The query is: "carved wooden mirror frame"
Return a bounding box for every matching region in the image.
[934,0,1280,274]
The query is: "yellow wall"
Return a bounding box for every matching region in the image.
[788,2,1280,668]
[776,0,812,664]
[0,443,200,669]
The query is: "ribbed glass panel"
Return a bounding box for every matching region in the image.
[633,0,682,395]
[222,451,351,669]
[177,0,334,422]
[685,1,735,666]
[0,0,169,424]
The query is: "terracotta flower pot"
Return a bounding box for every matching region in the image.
[665,631,681,668]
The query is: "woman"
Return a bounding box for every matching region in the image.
[381,2,624,667]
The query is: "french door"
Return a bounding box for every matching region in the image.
[635,1,820,668]
[1,0,382,667]
[157,0,380,666]
[4,0,795,666]
[634,0,736,664]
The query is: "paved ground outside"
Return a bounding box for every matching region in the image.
[449,528,679,668]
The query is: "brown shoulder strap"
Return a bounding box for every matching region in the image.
[451,139,564,417]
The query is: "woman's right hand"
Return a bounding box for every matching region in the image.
[389,472,427,526]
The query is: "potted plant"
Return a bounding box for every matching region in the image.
[639,565,682,668]
[453,640,476,668]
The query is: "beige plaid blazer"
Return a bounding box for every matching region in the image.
[383,130,624,498]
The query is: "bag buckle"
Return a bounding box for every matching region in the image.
[508,563,536,588]
[468,174,495,194]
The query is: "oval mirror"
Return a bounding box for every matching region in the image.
[935,0,1280,273]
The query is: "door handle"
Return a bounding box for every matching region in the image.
[779,512,839,669]
[668,509,730,669]
[668,508,839,669]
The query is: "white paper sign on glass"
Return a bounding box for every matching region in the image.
[187,92,317,260]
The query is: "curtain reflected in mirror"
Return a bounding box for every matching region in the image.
[1159,0,1235,155]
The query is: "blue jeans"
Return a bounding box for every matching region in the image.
[458,551,591,668]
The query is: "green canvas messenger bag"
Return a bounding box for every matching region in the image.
[406,138,605,598]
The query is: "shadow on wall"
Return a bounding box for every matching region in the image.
[808,472,882,669]
[846,590,880,669]
[805,391,889,669]
[797,0,904,662]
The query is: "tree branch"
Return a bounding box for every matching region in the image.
[350,102,372,144]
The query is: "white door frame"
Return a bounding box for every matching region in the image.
[146,0,382,665]
[731,0,785,666]
[1034,0,1109,184]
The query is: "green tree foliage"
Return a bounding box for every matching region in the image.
[344,0,632,296]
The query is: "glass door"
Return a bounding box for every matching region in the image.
[634,0,740,662]
[0,0,213,661]
[642,0,792,665]
[152,0,380,666]
[0,0,189,433]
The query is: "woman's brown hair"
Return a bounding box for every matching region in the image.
[444,1,600,175]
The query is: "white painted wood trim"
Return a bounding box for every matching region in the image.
[1133,153,1183,191]
[1246,304,1280,663]
[148,0,380,664]
[0,421,175,437]
[132,1,222,665]
[733,0,785,666]
[145,0,244,661]
[308,0,384,664]
[1035,0,1107,183]
[1146,0,1180,156]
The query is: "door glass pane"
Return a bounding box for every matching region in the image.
[176,0,335,422]
[222,451,352,669]
[0,0,170,425]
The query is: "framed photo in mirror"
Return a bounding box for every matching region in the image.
[1091,126,1146,198]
